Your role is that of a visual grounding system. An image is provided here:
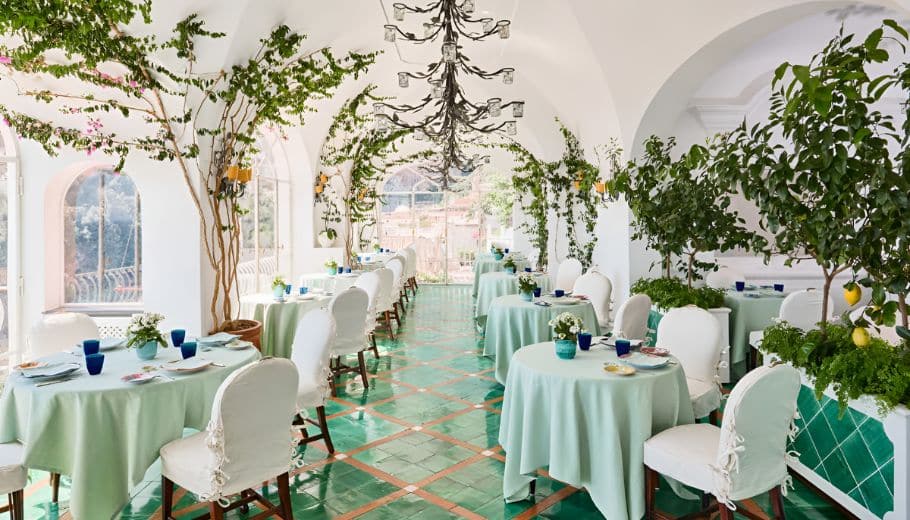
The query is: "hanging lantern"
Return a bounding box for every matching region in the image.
[431,80,444,99]
[398,72,409,88]
[512,101,524,118]
[482,18,494,33]
[463,0,475,13]
[487,98,502,117]
[497,20,510,39]
[393,3,406,21]
[505,121,517,135]
[502,68,515,84]
[384,25,397,42]
[373,103,385,115]
[442,42,457,63]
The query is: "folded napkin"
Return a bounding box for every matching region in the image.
[534,301,552,307]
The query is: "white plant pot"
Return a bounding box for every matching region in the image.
[767,359,908,520]
[317,233,334,248]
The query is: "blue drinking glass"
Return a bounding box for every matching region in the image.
[337,266,344,274]
[577,332,593,351]
[357,255,362,263]
[533,287,542,298]
[524,267,532,273]
[774,283,785,292]
[735,281,746,292]
[504,248,510,254]
[83,339,101,356]
[170,329,186,348]
[181,341,197,359]
[615,339,631,357]
[345,267,352,274]
[299,286,309,295]
[379,248,385,253]
[554,289,565,298]
[285,284,292,295]
[85,353,104,375]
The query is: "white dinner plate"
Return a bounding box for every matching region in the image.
[197,332,239,346]
[162,358,214,373]
[100,338,126,350]
[542,296,581,305]
[20,363,81,381]
[623,353,670,369]
[121,372,159,384]
[224,341,254,350]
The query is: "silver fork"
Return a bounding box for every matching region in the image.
[36,376,79,387]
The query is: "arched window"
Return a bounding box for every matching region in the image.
[0,127,14,362]
[63,168,142,305]
[238,133,292,294]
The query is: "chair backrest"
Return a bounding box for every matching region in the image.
[555,258,584,292]
[403,247,418,278]
[374,267,395,313]
[386,256,405,287]
[705,267,745,290]
[572,272,612,326]
[353,271,381,314]
[779,289,833,330]
[208,357,298,494]
[290,309,335,405]
[715,364,800,502]
[27,312,100,360]
[656,306,722,383]
[612,293,652,340]
[329,287,369,343]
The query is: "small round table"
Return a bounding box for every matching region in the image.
[499,342,694,520]
[0,345,260,520]
[482,295,601,384]
[298,272,361,293]
[474,271,552,323]
[239,293,331,358]
[472,254,528,296]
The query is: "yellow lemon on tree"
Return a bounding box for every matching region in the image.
[852,327,870,348]
[844,285,862,306]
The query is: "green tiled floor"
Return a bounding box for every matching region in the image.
[4,285,850,519]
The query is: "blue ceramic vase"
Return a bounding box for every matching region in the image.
[555,339,577,360]
[136,340,159,361]
[519,291,533,302]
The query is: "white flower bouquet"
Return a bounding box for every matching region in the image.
[503,253,518,270]
[126,312,167,348]
[549,312,585,342]
[517,272,538,293]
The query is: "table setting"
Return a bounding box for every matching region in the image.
[0,313,260,520]
[239,289,332,358]
[483,293,601,384]
[474,268,552,324]
[499,331,694,520]
[472,250,529,297]
[724,281,787,373]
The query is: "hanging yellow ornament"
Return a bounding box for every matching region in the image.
[315,184,324,194]
[225,165,241,181]
[319,173,328,184]
[595,181,605,194]
[238,168,252,183]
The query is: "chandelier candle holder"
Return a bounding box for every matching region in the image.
[379,0,524,188]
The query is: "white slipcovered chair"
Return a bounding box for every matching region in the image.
[572,271,613,329]
[612,293,653,341]
[657,306,723,422]
[0,443,26,520]
[705,267,746,290]
[160,358,298,520]
[328,287,371,389]
[386,255,408,312]
[354,271,382,357]
[26,311,99,501]
[374,267,398,338]
[27,312,99,361]
[403,246,419,294]
[555,258,583,292]
[291,309,337,453]
[643,364,800,520]
[748,289,834,370]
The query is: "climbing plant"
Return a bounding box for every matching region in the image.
[0,0,375,329]
[503,140,553,270]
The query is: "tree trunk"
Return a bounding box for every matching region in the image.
[820,271,834,333]
[686,252,696,289]
[899,293,908,329]
[664,254,672,279]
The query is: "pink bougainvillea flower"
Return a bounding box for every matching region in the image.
[2,118,10,127]
[0,56,12,65]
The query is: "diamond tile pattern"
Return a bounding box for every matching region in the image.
[3,285,851,519]
[791,385,895,518]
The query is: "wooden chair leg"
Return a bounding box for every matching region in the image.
[719,503,735,520]
[644,466,658,520]
[709,409,720,426]
[50,472,60,503]
[392,306,402,327]
[277,472,294,519]
[357,351,369,387]
[402,289,409,303]
[770,486,786,519]
[162,476,174,520]
[317,405,335,454]
[383,311,396,340]
[209,501,225,520]
[370,333,380,358]
[328,374,337,397]
[10,490,23,520]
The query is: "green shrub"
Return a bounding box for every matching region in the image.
[631,278,725,310]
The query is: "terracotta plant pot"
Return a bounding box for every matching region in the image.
[220,319,262,351]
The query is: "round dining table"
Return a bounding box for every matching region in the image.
[474,271,552,323]
[239,292,332,358]
[471,253,528,296]
[0,344,260,520]
[482,295,601,384]
[499,342,695,520]
[299,272,361,293]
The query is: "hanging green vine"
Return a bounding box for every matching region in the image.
[503,140,553,270]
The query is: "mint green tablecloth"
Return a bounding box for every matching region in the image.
[724,290,784,367]
[299,272,360,293]
[500,342,694,520]
[472,254,528,297]
[0,345,260,520]
[240,293,331,358]
[483,295,601,384]
[474,272,552,322]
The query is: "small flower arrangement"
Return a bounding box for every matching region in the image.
[125,312,167,348]
[271,275,287,290]
[372,243,381,252]
[517,272,538,293]
[324,259,339,270]
[492,246,504,256]
[503,254,517,270]
[549,312,585,342]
